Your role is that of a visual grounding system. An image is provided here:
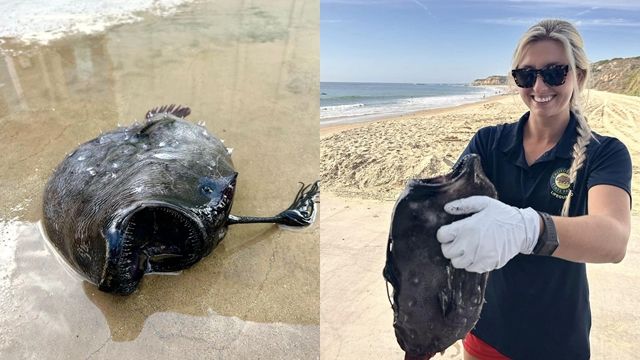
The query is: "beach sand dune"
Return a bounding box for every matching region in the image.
[320,90,640,359]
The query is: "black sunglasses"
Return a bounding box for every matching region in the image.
[511,64,570,88]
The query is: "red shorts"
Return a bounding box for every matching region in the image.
[463,333,510,360]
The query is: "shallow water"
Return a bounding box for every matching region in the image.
[0,0,319,357]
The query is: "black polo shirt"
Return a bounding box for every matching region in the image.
[457,111,632,360]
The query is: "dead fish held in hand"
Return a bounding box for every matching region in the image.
[383,154,497,359]
[42,105,319,295]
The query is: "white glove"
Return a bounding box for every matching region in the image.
[436,196,541,273]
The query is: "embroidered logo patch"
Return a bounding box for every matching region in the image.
[550,168,570,199]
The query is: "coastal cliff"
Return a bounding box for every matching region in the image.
[471,75,507,86]
[472,56,640,96]
[590,56,640,96]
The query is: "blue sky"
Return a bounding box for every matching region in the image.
[321,0,640,83]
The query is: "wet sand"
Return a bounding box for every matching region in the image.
[320,91,640,359]
[0,0,319,358]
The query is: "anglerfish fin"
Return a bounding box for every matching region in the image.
[145,104,191,120]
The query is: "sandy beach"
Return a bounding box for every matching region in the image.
[320,90,640,359]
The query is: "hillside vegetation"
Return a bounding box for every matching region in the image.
[590,56,640,96]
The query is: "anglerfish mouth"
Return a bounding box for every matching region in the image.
[101,203,205,294]
[421,153,479,186]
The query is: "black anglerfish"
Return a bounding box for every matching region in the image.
[42,105,318,295]
[383,153,497,359]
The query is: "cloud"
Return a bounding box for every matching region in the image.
[410,0,434,16]
[574,18,640,27]
[575,6,598,16]
[478,17,640,27]
[467,0,640,11]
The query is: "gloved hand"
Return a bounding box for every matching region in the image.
[436,196,541,273]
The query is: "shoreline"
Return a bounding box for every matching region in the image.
[320,84,512,131]
[0,0,196,47]
[320,92,513,137]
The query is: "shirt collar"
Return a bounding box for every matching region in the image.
[499,111,577,160]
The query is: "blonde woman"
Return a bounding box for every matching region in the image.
[435,19,632,359]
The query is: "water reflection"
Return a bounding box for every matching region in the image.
[0,0,318,356]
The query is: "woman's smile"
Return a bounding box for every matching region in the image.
[532,94,555,103]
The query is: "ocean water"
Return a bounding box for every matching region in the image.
[320,82,505,125]
[0,0,195,44]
